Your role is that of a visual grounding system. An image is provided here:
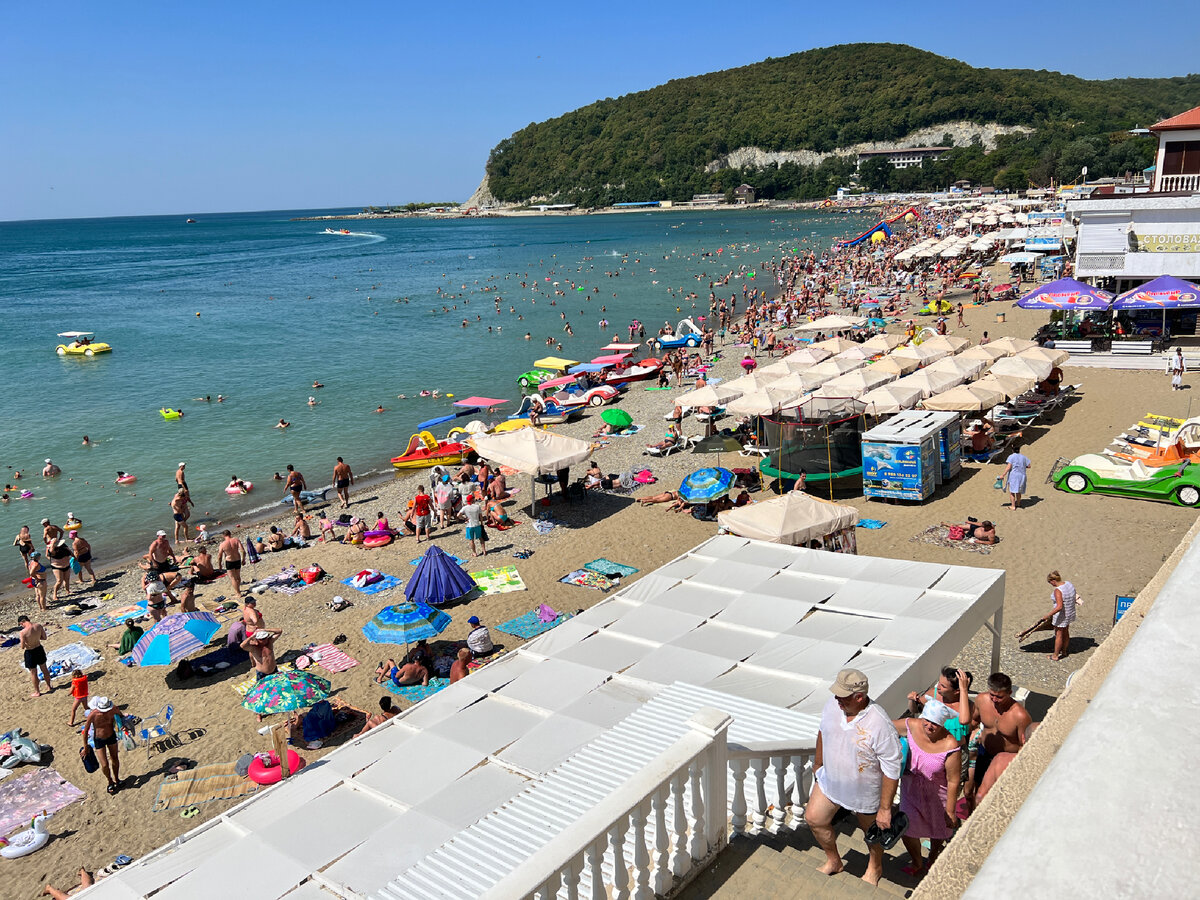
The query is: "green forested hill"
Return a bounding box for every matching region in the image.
[484,44,1200,204]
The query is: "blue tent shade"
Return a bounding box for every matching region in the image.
[1016,278,1113,310]
[406,546,477,606]
[1112,275,1200,309]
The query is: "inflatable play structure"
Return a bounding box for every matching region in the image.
[917,298,954,316]
[226,481,253,495]
[159,408,183,420]
[115,472,137,485]
[391,431,465,469]
[837,221,893,248]
[0,729,47,769]
[758,398,869,499]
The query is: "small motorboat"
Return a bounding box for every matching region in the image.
[391,431,465,469]
[186,218,196,224]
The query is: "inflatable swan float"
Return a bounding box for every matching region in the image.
[0,812,49,859]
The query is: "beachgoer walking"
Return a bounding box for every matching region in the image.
[13,524,34,567]
[1046,571,1077,660]
[965,672,1031,811]
[461,496,488,556]
[69,669,90,727]
[956,302,965,328]
[333,457,354,508]
[218,529,244,595]
[413,486,432,542]
[805,668,902,886]
[72,531,97,587]
[170,487,193,542]
[81,696,122,794]
[1172,348,1185,390]
[285,464,307,512]
[891,700,961,877]
[1002,442,1031,511]
[19,615,52,697]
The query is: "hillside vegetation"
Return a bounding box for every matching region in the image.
[484,44,1200,204]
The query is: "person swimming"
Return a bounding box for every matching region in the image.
[275,419,290,429]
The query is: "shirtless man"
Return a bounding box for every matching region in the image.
[146,530,177,571]
[284,464,307,512]
[175,461,188,493]
[291,513,312,541]
[215,530,243,594]
[42,459,61,477]
[449,647,471,683]
[19,616,52,697]
[333,457,354,508]
[41,517,63,549]
[966,672,1032,810]
[170,488,193,542]
[81,696,122,794]
[241,627,281,680]
[72,531,97,587]
[190,546,216,580]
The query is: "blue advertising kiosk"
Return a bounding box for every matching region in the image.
[862,410,962,501]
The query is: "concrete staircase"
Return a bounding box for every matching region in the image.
[677,816,922,900]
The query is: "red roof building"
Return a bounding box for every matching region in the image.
[1150,105,1200,132]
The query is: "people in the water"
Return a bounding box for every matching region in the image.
[275,419,290,429]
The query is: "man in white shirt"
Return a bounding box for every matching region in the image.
[466,615,494,657]
[805,668,903,885]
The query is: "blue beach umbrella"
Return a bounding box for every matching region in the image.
[405,546,477,606]
[363,601,452,645]
[1112,275,1200,309]
[1015,278,1113,310]
[132,612,221,667]
[679,467,736,503]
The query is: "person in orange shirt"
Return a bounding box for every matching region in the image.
[69,669,89,727]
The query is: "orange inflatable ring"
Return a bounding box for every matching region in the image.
[246,749,305,786]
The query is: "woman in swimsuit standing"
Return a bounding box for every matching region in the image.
[47,538,73,603]
[13,525,34,567]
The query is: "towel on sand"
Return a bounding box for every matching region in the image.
[340,573,404,595]
[583,558,638,577]
[495,609,571,639]
[0,768,85,837]
[385,677,449,703]
[471,566,526,595]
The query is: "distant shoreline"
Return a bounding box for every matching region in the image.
[289,200,862,223]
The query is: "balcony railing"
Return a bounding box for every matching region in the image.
[1158,173,1200,192]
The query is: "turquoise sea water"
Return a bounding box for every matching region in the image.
[0,208,852,588]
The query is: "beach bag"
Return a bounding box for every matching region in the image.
[993,476,1004,491]
[300,565,324,585]
[947,525,966,541]
[70,556,82,575]
[302,700,336,743]
[351,569,382,589]
[80,745,99,774]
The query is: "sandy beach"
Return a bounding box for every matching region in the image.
[2,263,1195,897]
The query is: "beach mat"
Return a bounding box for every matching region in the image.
[0,768,86,837]
[152,761,258,812]
[68,601,148,636]
[495,609,570,640]
[560,569,617,591]
[31,642,102,678]
[583,558,638,578]
[910,525,992,555]
[471,566,526,595]
[340,573,404,595]
[310,643,359,674]
[857,519,887,530]
[199,599,240,622]
[385,677,449,703]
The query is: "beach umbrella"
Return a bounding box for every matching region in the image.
[676,383,743,408]
[724,372,785,393]
[833,345,876,362]
[679,467,736,504]
[1017,346,1069,367]
[921,383,1006,412]
[986,336,1038,355]
[975,373,1036,399]
[363,601,452,645]
[600,408,633,429]
[918,335,970,354]
[959,344,1008,363]
[807,358,868,378]
[726,387,800,417]
[859,382,924,414]
[815,368,897,399]
[798,314,867,332]
[782,347,831,367]
[989,355,1051,381]
[890,343,948,366]
[925,355,987,380]
[811,337,858,354]
[756,360,793,378]
[899,369,964,398]
[405,546,477,606]
[860,333,906,352]
[1112,275,1200,309]
[241,670,331,717]
[689,433,744,467]
[870,356,920,377]
[1016,278,1113,310]
[132,612,220,667]
[718,492,858,546]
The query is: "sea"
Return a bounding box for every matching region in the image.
[0,207,856,589]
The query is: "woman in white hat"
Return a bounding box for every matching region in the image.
[890,699,962,877]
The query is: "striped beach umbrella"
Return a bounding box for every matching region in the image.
[132,612,221,667]
[241,670,331,716]
[363,602,452,645]
[679,467,736,503]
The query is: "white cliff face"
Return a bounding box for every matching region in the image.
[463,174,501,209]
[704,121,1032,173]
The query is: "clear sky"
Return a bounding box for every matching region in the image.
[4,1,1198,220]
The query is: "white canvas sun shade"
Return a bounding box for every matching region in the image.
[989,355,1052,381]
[469,428,593,475]
[807,357,868,379]
[987,336,1038,355]
[890,343,949,365]
[897,368,964,397]
[921,383,1006,411]
[925,355,987,380]
[814,368,897,399]
[810,337,859,354]
[725,387,800,416]
[861,333,906,353]
[859,382,925,414]
[1018,346,1069,367]
[975,373,1036,399]
[919,335,970,355]
[783,347,832,367]
[723,372,785,394]
[870,355,920,377]
[676,383,743,408]
[797,314,867,332]
[959,344,1009,363]
[717,493,858,545]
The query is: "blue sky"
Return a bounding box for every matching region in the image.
[4,1,1198,220]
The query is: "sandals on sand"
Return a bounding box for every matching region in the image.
[180,805,199,818]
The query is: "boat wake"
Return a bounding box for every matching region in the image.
[320,229,386,242]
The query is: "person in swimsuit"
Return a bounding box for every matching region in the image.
[47,538,73,602]
[217,530,244,595]
[285,464,306,512]
[42,517,63,549]
[355,698,399,735]
[175,462,188,493]
[145,530,177,571]
[25,551,48,610]
[72,532,97,586]
[143,570,175,622]
[645,423,679,453]
[170,488,193,542]
[81,696,122,794]
[13,525,34,567]
[19,616,52,697]
[333,457,354,508]
[346,517,367,543]
[189,546,216,580]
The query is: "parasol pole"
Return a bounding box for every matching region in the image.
[270,723,291,778]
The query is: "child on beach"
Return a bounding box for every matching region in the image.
[69,669,89,726]
[318,513,338,543]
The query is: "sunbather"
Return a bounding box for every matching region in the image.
[639,490,690,512]
[374,658,429,687]
[940,519,997,544]
[355,697,400,735]
[645,423,679,453]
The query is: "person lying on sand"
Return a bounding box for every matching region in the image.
[638,490,690,512]
[374,658,429,687]
[941,519,998,544]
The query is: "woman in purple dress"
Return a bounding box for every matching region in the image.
[891,699,962,878]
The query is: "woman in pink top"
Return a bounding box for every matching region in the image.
[892,699,962,878]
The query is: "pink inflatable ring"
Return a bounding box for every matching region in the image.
[246,749,305,786]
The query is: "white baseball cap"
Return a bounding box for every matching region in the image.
[44,459,52,464]
[156,530,167,537]
[179,462,186,467]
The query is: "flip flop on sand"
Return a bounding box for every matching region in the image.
[180,805,199,818]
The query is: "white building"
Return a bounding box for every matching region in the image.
[1151,105,1200,193]
[856,147,950,170]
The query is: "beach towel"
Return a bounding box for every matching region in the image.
[532,518,559,535]
[857,519,887,530]
[384,677,449,703]
[29,643,101,678]
[471,566,527,595]
[909,525,993,555]
[309,643,359,674]
[613,424,644,436]
[199,599,239,622]
[495,609,571,639]
[341,572,403,595]
[151,761,259,812]
[410,553,466,566]
[68,601,148,636]
[560,569,617,591]
[0,768,85,837]
[254,565,308,595]
[584,558,639,578]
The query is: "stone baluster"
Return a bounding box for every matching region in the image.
[630,800,653,900]
[669,771,689,877]
[585,838,606,900]
[651,786,671,895]
[790,752,812,823]
[534,877,556,900]
[610,816,631,900]
[562,855,581,900]
[730,758,749,836]
[771,756,788,832]
[749,757,768,834]
[687,758,707,861]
